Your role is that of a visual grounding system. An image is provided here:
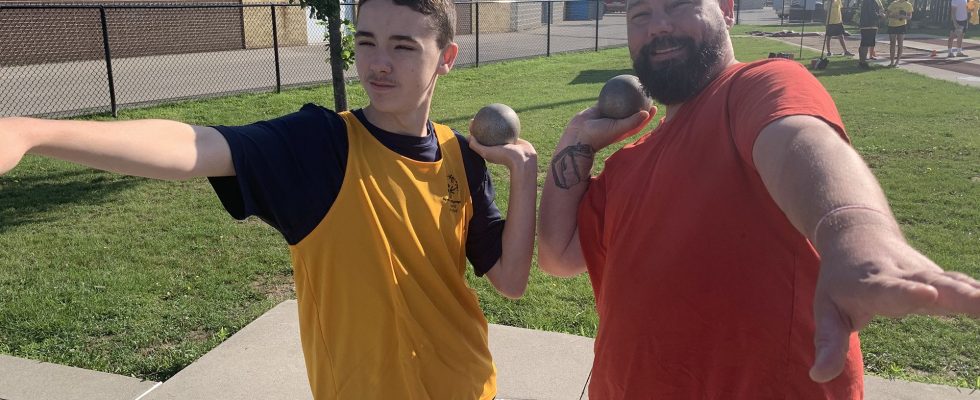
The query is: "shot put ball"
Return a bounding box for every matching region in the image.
[471,103,521,146]
[596,74,652,119]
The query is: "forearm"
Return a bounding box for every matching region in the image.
[490,159,538,298]
[8,117,232,180]
[538,133,594,276]
[753,115,903,251]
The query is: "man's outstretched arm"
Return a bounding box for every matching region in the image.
[0,117,233,179]
[752,115,980,383]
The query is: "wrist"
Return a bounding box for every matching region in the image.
[812,206,903,253]
[505,152,537,175]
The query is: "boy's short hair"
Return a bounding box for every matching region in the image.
[357,0,456,49]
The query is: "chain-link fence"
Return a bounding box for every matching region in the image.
[0,1,625,118]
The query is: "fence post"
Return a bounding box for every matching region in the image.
[594,0,599,51]
[475,2,480,66]
[98,7,118,117]
[547,1,552,56]
[735,0,740,24]
[271,5,282,93]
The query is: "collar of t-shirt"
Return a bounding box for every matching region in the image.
[352,108,442,162]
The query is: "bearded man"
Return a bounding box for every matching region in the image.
[537,0,980,398]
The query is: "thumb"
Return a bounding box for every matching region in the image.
[809,297,853,383]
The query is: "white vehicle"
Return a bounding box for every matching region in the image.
[773,0,821,18]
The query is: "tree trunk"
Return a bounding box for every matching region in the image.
[327,9,348,111]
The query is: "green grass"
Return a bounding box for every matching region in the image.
[1,38,978,388]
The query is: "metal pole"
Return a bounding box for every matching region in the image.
[781,0,786,25]
[476,3,480,67]
[99,7,118,117]
[799,0,807,59]
[271,5,282,93]
[735,0,741,24]
[547,1,552,56]
[594,0,600,51]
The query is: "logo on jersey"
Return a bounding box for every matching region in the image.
[444,174,462,213]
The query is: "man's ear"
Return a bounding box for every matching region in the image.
[437,42,459,75]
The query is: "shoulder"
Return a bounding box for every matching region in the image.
[451,129,489,173]
[730,59,815,90]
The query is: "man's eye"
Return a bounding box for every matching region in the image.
[395,45,416,51]
[357,41,375,47]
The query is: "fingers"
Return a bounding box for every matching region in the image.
[860,275,939,317]
[810,297,853,383]
[614,108,656,139]
[922,271,980,317]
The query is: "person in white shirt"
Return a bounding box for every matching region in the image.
[949,0,970,57]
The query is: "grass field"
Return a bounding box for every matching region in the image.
[1,36,978,387]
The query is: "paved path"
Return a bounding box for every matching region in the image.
[2,300,977,400]
[760,30,980,88]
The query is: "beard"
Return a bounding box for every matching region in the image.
[632,34,725,105]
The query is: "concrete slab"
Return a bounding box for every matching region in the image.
[140,300,313,400]
[138,300,596,400]
[2,300,976,399]
[489,324,594,400]
[0,354,159,400]
[866,375,980,399]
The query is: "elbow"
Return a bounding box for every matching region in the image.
[537,246,584,278]
[538,261,584,278]
[489,260,530,299]
[497,282,527,300]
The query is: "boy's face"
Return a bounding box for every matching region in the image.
[354,0,457,115]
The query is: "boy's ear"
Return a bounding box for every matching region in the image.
[437,42,459,75]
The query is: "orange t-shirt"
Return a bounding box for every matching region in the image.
[578,59,863,399]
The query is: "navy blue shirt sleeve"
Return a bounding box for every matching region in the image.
[207,103,348,245]
[455,132,505,277]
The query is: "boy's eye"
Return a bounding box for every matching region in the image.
[357,41,375,47]
[395,45,416,51]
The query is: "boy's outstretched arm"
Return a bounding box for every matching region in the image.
[0,117,233,179]
[466,137,537,299]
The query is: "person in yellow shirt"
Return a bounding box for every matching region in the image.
[0,0,539,398]
[887,0,914,66]
[968,0,979,26]
[824,0,854,56]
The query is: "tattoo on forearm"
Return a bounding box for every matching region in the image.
[550,142,595,189]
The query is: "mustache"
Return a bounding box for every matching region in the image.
[639,36,695,58]
[367,75,396,85]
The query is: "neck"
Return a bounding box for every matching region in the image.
[663,55,739,122]
[362,103,432,137]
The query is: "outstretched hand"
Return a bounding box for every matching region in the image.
[809,229,980,382]
[563,106,656,152]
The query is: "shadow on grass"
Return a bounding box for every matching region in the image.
[808,58,883,77]
[0,169,144,233]
[570,68,636,84]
